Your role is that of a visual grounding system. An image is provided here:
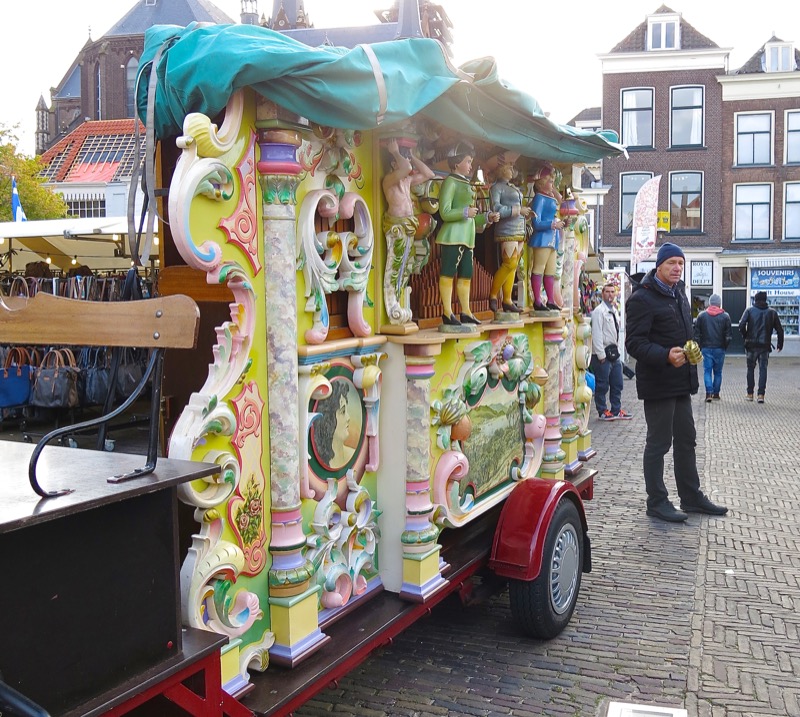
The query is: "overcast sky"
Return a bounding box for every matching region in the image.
[2,0,799,156]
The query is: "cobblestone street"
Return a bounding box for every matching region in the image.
[294,357,800,717]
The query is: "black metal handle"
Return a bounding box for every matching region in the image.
[28,349,165,498]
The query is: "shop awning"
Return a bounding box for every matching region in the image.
[748,256,800,268]
[0,217,138,272]
[137,23,625,164]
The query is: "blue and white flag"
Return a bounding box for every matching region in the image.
[11,177,27,222]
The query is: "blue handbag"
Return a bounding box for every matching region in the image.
[0,347,37,408]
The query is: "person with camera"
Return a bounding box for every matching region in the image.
[590,282,631,421]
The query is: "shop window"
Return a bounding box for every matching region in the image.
[619,172,654,232]
[734,184,771,241]
[670,172,702,233]
[735,112,772,166]
[621,89,654,149]
[722,266,748,334]
[785,183,800,241]
[786,111,800,164]
[670,86,703,147]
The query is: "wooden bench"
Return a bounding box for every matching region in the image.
[1,292,199,497]
[0,292,250,717]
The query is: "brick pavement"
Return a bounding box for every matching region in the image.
[294,357,800,717]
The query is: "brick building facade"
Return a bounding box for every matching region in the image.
[596,5,800,347]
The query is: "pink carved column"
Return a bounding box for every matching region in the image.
[258,121,326,665]
[540,321,566,481]
[400,344,449,602]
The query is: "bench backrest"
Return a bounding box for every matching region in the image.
[0,293,200,349]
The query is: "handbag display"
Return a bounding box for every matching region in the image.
[31,348,80,409]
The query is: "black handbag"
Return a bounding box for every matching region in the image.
[604,343,621,362]
[31,348,80,408]
[80,347,112,406]
[115,347,147,398]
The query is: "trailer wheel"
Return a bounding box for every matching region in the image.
[509,499,583,639]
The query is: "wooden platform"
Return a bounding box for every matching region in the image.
[0,441,224,717]
[241,505,501,717]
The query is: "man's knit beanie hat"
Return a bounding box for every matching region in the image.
[656,242,685,267]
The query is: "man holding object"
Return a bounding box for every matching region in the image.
[590,282,631,420]
[625,243,728,522]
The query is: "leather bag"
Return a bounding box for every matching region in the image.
[0,347,37,408]
[31,348,80,408]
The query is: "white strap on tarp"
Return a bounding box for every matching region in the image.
[358,44,387,126]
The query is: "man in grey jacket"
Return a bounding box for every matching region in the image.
[739,291,784,403]
[693,293,732,402]
[590,282,631,420]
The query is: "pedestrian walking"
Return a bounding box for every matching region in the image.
[625,243,728,522]
[590,282,631,421]
[693,293,732,402]
[738,290,784,403]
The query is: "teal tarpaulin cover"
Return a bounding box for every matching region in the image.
[138,23,623,163]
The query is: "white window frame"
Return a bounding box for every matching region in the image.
[734,111,774,166]
[733,183,773,242]
[669,171,704,234]
[785,110,800,164]
[784,182,800,241]
[670,85,704,148]
[620,88,654,149]
[619,171,654,233]
[647,14,680,51]
[764,42,795,72]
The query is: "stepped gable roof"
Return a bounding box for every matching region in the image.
[105,0,234,37]
[39,120,144,184]
[735,35,800,74]
[609,5,719,53]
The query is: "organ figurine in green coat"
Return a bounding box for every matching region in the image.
[436,142,498,326]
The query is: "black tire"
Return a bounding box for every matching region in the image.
[508,499,583,639]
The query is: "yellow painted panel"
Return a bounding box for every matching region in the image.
[270,591,320,645]
[402,549,440,586]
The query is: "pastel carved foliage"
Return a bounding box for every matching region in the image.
[297,190,374,343]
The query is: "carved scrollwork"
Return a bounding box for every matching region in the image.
[297,190,374,344]
[306,473,381,610]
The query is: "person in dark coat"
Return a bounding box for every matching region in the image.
[625,243,728,522]
[738,290,784,403]
[693,293,732,402]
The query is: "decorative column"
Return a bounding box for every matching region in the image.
[540,322,566,481]
[558,224,580,474]
[400,345,448,602]
[574,317,596,461]
[257,117,326,666]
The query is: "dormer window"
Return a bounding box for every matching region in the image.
[648,14,680,51]
[764,42,795,72]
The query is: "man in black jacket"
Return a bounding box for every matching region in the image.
[739,291,784,403]
[693,293,732,402]
[625,243,728,522]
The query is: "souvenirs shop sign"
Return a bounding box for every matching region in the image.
[750,267,800,294]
